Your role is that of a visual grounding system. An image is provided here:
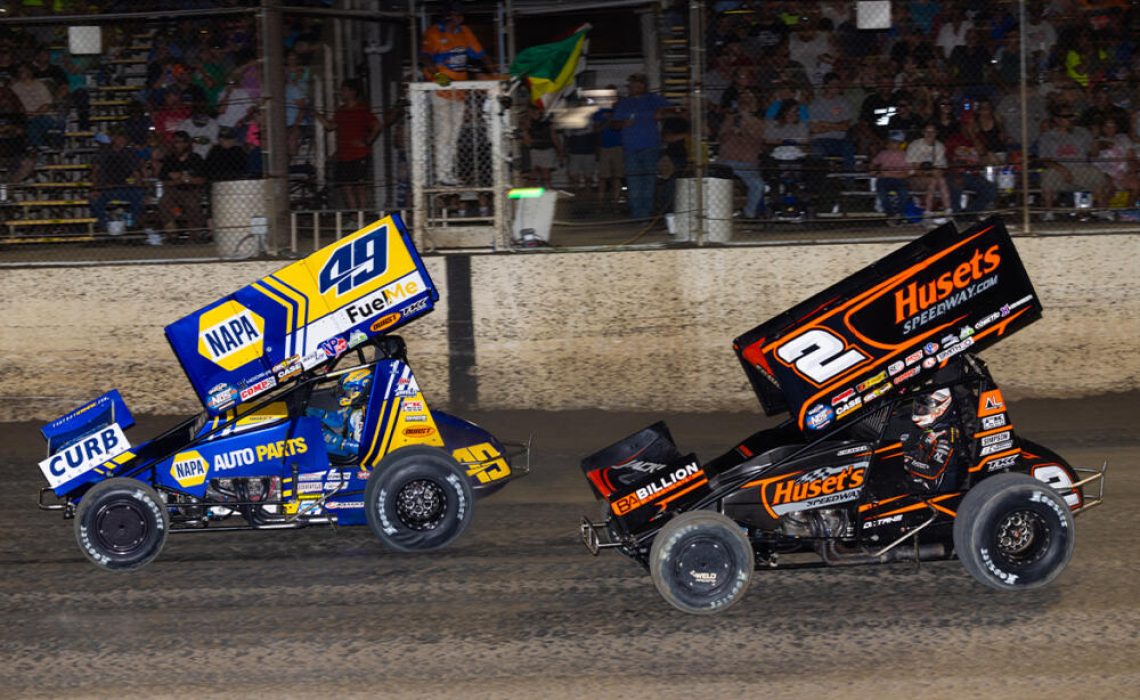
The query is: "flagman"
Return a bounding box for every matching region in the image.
[420,0,495,186]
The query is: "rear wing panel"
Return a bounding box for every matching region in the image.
[734,218,1041,433]
[165,214,438,415]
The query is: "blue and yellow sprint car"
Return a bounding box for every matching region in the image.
[37,214,528,570]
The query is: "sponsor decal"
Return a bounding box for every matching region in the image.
[837,445,870,457]
[370,312,402,333]
[402,400,424,413]
[326,501,364,510]
[922,357,937,369]
[978,389,1005,417]
[298,481,324,494]
[401,297,430,317]
[893,367,920,385]
[404,414,427,423]
[864,514,903,529]
[403,426,435,438]
[905,349,923,366]
[198,303,266,371]
[974,311,1000,331]
[348,329,368,348]
[835,396,863,419]
[611,461,702,515]
[805,404,834,431]
[207,383,237,411]
[959,325,975,339]
[856,371,887,393]
[318,336,348,360]
[831,388,855,406]
[985,454,1019,472]
[981,414,1007,430]
[862,383,892,404]
[395,375,420,398]
[170,450,209,488]
[980,430,1012,447]
[941,334,959,347]
[887,361,904,376]
[239,376,277,402]
[894,244,1001,324]
[763,463,867,516]
[936,336,974,362]
[924,342,939,356]
[340,277,422,326]
[300,350,326,371]
[253,437,308,461]
[980,439,1014,456]
[39,424,131,489]
[272,355,303,382]
[213,447,257,471]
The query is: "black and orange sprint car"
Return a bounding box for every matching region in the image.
[579,217,1106,614]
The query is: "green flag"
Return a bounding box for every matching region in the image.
[509,24,591,111]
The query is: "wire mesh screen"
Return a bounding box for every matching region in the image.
[409,79,508,250]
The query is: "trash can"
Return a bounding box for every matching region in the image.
[211,179,268,259]
[510,188,558,246]
[672,177,733,243]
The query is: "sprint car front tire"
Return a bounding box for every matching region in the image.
[650,511,754,615]
[74,478,169,571]
[365,446,474,552]
[954,472,1075,591]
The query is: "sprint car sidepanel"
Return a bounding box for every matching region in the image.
[355,360,445,467]
[433,411,516,493]
[165,214,438,416]
[151,417,328,498]
[734,217,1042,434]
[721,441,874,530]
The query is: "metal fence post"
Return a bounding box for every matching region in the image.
[261,0,290,254]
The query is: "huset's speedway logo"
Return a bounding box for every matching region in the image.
[894,244,1001,325]
[197,303,265,371]
[762,464,866,516]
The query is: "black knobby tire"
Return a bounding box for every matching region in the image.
[74,478,169,571]
[364,446,474,552]
[649,511,754,615]
[954,472,1076,591]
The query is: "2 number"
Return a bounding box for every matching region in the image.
[775,329,867,385]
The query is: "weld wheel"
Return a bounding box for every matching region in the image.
[650,511,754,615]
[954,472,1075,591]
[74,478,169,571]
[365,446,474,552]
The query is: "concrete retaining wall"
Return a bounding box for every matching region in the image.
[2,233,1137,422]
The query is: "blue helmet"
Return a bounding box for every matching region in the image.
[339,369,373,407]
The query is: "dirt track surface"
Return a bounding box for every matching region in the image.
[1,395,1137,699]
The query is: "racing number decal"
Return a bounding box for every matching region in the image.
[319,227,388,296]
[453,442,510,484]
[1032,464,1081,509]
[775,329,868,385]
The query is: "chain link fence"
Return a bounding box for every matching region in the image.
[2,1,1139,265]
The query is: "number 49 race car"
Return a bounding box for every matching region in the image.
[37,213,528,571]
[580,217,1106,614]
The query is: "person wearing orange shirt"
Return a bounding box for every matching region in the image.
[419,0,494,186]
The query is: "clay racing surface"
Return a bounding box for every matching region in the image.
[1,395,1137,699]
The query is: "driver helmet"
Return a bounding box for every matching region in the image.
[912,388,952,428]
[338,369,373,407]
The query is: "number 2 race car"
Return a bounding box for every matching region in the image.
[37,213,528,570]
[580,217,1106,614]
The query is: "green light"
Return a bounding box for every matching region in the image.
[508,187,546,199]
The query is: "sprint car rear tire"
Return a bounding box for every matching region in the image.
[954,472,1075,591]
[365,446,474,552]
[74,478,169,571]
[650,511,754,615]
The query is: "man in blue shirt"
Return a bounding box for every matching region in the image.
[609,73,681,219]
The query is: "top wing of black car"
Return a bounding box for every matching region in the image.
[733,217,1041,434]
